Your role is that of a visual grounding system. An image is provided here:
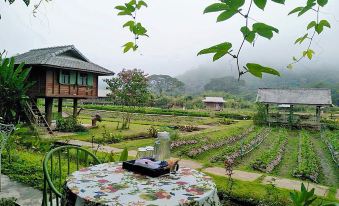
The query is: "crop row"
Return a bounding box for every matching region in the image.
[293,131,320,182]
[78,104,252,120]
[209,128,269,163]
[187,127,254,158]
[322,130,338,166]
[252,129,287,173]
[171,140,198,149]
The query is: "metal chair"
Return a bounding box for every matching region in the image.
[0,123,15,192]
[42,145,101,206]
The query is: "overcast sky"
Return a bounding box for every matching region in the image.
[1,0,338,77]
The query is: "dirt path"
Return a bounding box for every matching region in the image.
[273,130,299,178]
[310,133,339,188]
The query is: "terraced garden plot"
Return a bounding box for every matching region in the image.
[171,121,253,162]
[209,127,270,164]
[311,132,339,188]
[234,128,283,171]
[273,130,299,179]
[251,128,288,173]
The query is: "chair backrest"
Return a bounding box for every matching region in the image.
[42,145,101,206]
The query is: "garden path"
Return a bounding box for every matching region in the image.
[0,174,42,206]
[59,139,337,199]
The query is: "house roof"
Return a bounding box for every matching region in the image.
[256,88,332,106]
[13,45,114,75]
[202,97,225,103]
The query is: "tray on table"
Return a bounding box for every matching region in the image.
[122,160,170,177]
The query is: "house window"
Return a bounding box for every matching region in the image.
[78,73,88,86]
[60,71,70,84]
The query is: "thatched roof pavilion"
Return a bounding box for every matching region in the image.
[256,88,332,127]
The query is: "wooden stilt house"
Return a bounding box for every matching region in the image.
[14,45,114,133]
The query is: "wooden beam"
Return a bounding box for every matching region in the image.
[58,98,63,116]
[73,99,78,117]
[45,97,53,126]
[316,106,321,123]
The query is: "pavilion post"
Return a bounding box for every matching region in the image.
[73,99,78,117]
[316,106,321,123]
[288,105,294,127]
[58,98,63,116]
[265,104,269,123]
[45,97,53,126]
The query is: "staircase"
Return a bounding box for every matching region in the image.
[23,99,54,135]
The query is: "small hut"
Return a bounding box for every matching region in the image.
[256,88,332,127]
[202,97,225,111]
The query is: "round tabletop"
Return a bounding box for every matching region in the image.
[65,162,221,206]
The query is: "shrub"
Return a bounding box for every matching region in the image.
[0,198,17,206]
[56,116,88,132]
[102,126,123,143]
[148,126,158,138]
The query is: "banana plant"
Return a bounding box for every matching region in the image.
[0,57,34,123]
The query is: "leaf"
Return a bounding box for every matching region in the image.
[197,42,232,62]
[294,33,308,44]
[122,42,135,53]
[317,0,328,7]
[217,10,238,22]
[288,7,303,15]
[119,148,128,161]
[240,26,256,43]
[124,3,136,12]
[298,3,315,16]
[115,5,127,10]
[222,0,245,9]
[203,3,229,13]
[123,20,135,31]
[271,0,285,4]
[315,20,331,34]
[303,49,315,60]
[246,63,280,78]
[137,0,148,9]
[287,64,293,69]
[254,0,267,10]
[118,11,132,16]
[307,21,316,30]
[252,23,279,39]
[22,0,29,6]
[292,56,297,61]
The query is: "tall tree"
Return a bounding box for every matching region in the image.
[104,69,150,129]
[148,74,185,96]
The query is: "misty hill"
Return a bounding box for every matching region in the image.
[177,65,339,105]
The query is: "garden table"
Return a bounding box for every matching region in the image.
[64,162,221,206]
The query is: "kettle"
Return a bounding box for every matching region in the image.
[154,131,171,161]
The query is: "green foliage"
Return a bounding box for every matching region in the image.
[289,183,317,206]
[105,69,150,107]
[81,104,252,120]
[148,74,185,96]
[246,63,280,78]
[119,147,128,161]
[252,129,287,172]
[253,103,267,125]
[0,57,34,123]
[197,42,232,61]
[115,0,148,53]
[56,116,88,132]
[293,131,320,182]
[0,198,17,206]
[102,125,123,143]
[147,126,158,138]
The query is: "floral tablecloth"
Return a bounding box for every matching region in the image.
[64,162,221,206]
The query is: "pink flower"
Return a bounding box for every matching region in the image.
[176,181,188,185]
[97,179,109,184]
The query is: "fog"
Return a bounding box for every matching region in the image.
[1,0,338,78]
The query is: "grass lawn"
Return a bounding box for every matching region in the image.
[61,117,154,142]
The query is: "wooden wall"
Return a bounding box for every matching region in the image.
[27,66,98,99]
